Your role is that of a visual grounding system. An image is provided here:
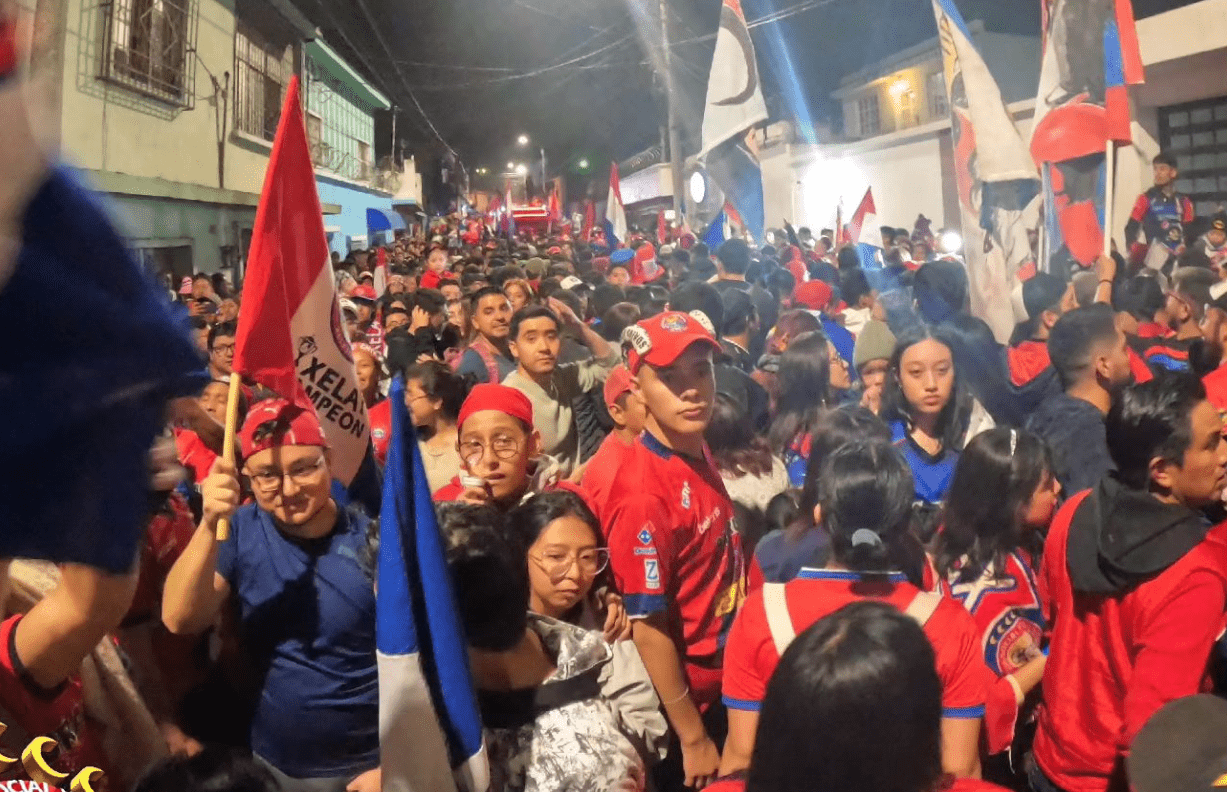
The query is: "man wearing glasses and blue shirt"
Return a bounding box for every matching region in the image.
[162,398,381,792]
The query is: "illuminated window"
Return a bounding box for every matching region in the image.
[928,71,948,119]
[858,95,881,137]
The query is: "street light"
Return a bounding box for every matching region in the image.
[515,164,528,175]
[578,158,590,170]
[517,134,530,146]
[507,162,515,170]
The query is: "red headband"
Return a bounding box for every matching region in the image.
[457,384,534,430]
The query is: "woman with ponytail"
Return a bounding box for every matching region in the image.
[719,440,992,781]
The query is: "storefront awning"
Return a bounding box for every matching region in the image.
[367,207,406,232]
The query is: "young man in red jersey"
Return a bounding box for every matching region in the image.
[579,364,646,520]
[602,311,747,791]
[1030,375,1227,792]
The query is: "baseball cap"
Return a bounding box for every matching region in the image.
[560,275,583,291]
[357,271,375,282]
[457,384,534,431]
[179,277,194,295]
[1022,272,1068,319]
[238,399,327,460]
[1128,695,1227,792]
[603,365,634,409]
[793,280,833,312]
[622,310,720,374]
[1211,213,1227,234]
[338,297,358,318]
[609,249,634,267]
[351,284,377,302]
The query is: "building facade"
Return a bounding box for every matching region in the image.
[761,0,1227,251]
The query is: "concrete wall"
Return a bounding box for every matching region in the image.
[60,0,274,195]
[316,175,396,255]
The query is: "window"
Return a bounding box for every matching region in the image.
[897,89,917,128]
[858,94,881,137]
[928,70,948,119]
[357,141,372,179]
[1159,96,1227,217]
[102,0,198,107]
[234,21,294,141]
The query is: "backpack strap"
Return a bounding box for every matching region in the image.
[904,590,942,628]
[762,583,796,656]
[473,339,501,383]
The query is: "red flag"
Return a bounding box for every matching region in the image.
[582,200,595,241]
[657,210,667,245]
[835,202,845,247]
[233,75,369,484]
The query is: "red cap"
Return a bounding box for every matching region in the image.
[793,280,833,311]
[603,365,634,409]
[457,384,534,431]
[548,246,563,255]
[351,284,377,301]
[238,399,328,460]
[623,311,720,374]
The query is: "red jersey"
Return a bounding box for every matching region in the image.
[1008,340,1051,387]
[722,569,988,721]
[0,615,111,788]
[578,432,634,521]
[369,399,392,465]
[129,492,196,623]
[1135,322,1173,340]
[174,426,217,486]
[1203,365,1227,432]
[945,552,1044,678]
[1033,491,1227,792]
[419,270,452,290]
[603,432,746,708]
[1126,345,1154,384]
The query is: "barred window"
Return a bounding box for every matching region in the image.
[928,71,948,120]
[102,0,199,107]
[234,21,294,141]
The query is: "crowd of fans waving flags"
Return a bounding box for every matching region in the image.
[12,0,1227,791]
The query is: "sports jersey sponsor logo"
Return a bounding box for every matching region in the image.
[644,559,661,590]
[681,481,691,509]
[634,547,658,556]
[637,528,653,545]
[984,607,1044,677]
[697,506,723,535]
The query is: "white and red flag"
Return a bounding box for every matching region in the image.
[374,247,389,297]
[233,75,369,485]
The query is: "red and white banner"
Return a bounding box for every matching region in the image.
[374,247,388,297]
[233,75,369,484]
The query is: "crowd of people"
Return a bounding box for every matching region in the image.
[7,151,1227,792]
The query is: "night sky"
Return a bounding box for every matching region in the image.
[297,0,1200,194]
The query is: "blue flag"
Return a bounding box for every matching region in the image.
[0,168,203,572]
[703,208,727,250]
[378,375,488,792]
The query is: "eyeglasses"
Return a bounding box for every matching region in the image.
[458,435,522,465]
[246,455,326,492]
[212,343,236,355]
[530,548,610,582]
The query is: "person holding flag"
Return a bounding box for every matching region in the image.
[162,400,381,792]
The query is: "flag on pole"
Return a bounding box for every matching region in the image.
[848,188,884,271]
[703,207,730,249]
[700,0,768,244]
[378,375,488,792]
[932,0,1043,340]
[232,75,369,485]
[582,199,595,241]
[1029,0,1144,267]
[374,247,389,298]
[604,162,628,247]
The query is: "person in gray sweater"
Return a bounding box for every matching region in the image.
[503,299,618,476]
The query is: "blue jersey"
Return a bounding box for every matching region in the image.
[217,503,379,778]
[890,420,958,504]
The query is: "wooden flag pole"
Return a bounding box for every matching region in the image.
[216,374,242,541]
[1103,141,1117,258]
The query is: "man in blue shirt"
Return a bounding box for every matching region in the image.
[163,399,380,792]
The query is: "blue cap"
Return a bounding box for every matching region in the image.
[610,249,634,266]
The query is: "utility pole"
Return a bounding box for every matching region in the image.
[658,0,684,218]
[541,147,547,195]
